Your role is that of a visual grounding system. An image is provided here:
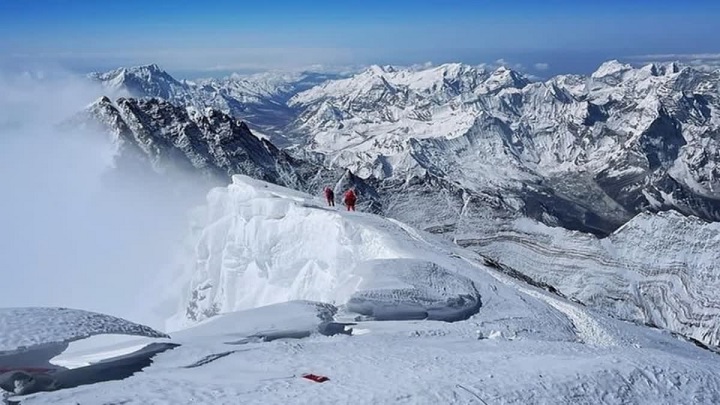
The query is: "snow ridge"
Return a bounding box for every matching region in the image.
[168,175,482,330]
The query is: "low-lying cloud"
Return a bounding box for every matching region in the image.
[0,70,211,330]
[628,53,720,71]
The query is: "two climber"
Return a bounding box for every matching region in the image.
[324,186,357,211]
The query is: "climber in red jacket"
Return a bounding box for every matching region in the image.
[343,188,357,211]
[324,186,335,207]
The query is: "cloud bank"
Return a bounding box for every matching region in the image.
[0,70,211,329]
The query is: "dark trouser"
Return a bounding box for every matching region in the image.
[327,198,334,206]
[346,202,355,211]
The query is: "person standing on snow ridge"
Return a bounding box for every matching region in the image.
[324,186,335,207]
[343,188,357,211]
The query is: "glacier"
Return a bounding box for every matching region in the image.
[460,210,720,346]
[5,176,720,404]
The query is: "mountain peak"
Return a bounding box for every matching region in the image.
[591,60,633,78]
[90,63,187,99]
[366,65,389,76]
[483,65,529,90]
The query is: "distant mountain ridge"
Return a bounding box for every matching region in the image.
[89,66,345,147]
[87,60,720,236]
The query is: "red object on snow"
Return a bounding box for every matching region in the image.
[302,373,330,383]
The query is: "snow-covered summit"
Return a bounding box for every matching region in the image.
[591,59,634,79]
[88,64,345,146]
[88,64,189,100]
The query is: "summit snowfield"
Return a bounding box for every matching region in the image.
[6,176,720,404]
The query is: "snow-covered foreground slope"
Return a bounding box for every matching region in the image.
[0,308,172,396]
[6,177,720,403]
[459,210,720,347]
[16,300,720,404]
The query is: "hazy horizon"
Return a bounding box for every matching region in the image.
[2,1,720,79]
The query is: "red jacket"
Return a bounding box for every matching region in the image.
[344,189,357,204]
[324,187,334,199]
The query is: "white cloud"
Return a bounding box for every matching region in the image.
[628,53,720,60]
[0,70,210,328]
[628,53,720,71]
[6,47,367,77]
[534,62,550,71]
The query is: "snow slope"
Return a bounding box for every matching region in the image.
[7,177,720,404]
[0,308,171,396]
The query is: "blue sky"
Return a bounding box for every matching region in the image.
[1,0,719,77]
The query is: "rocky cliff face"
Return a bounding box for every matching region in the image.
[75,96,380,212]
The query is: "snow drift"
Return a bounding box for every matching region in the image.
[0,308,168,355]
[167,175,482,330]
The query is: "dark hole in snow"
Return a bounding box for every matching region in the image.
[0,342,179,399]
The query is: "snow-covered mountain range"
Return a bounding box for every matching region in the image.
[77,61,720,349]
[89,61,720,237]
[89,65,343,146]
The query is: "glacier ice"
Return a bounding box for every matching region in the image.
[461,210,720,346]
